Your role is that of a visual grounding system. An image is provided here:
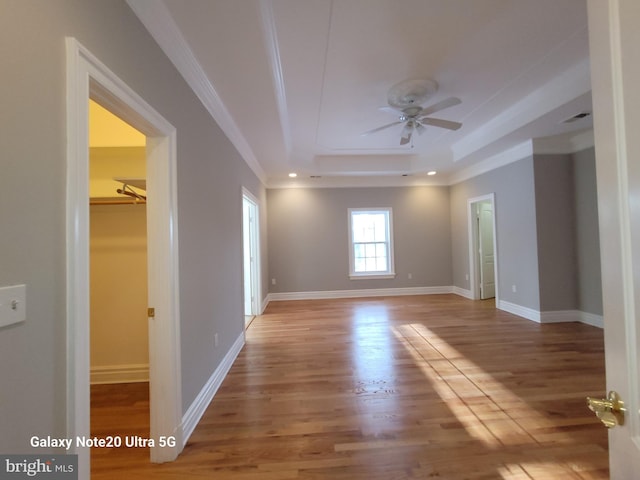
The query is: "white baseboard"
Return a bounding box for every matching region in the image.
[578,311,604,328]
[181,331,245,447]
[90,364,149,385]
[267,286,454,302]
[498,300,541,322]
[453,286,473,299]
[539,310,582,324]
[498,301,604,328]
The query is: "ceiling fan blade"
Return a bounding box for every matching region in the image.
[420,97,461,117]
[378,106,401,115]
[361,121,404,136]
[400,132,412,145]
[420,117,463,131]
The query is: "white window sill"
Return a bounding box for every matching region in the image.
[349,273,396,280]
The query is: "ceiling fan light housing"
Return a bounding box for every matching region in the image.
[387,78,438,108]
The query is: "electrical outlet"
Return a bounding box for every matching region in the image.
[214,333,219,347]
[0,284,26,328]
[408,273,412,279]
[465,274,469,281]
[512,284,517,293]
[271,278,276,285]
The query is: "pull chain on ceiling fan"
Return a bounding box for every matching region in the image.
[362,78,462,146]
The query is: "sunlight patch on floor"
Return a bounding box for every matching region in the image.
[392,323,573,449]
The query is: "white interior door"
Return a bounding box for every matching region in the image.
[242,191,260,320]
[588,0,640,477]
[242,199,253,316]
[478,202,495,300]
[468,194,499,303]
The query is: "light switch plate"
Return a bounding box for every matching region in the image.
[0,284,26,328]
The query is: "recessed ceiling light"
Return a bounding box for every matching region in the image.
[288,173,297,178]
[427,171,437,176]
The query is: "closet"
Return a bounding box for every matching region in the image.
[88,100,149,385]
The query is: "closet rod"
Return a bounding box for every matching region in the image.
[89,198,147,206]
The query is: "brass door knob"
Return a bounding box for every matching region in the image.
[586,391,626,428]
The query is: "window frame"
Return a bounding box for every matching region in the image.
[348,207,396,279]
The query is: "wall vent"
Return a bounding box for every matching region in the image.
[562,112,591,123]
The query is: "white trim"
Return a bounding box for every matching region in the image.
[450,141,533,185]
[261,295,270,314]
[90,364,149,385]
[242,188,262,317]
[181,332,245,445]
[496,302,604,328]
[498,300,541,322]
[539,310,582,324]
[348,207,395,278]
[66,38,182,474]
[467,194,500,306]
[451,59,592,163]
[532,130,595,155]
[259,0,292,154]
[126,0,267,184]
[453,286,473,299]
[268,286,454,302]
[349,273,396,280]
[580,311,604,329]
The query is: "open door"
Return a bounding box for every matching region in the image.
[587,1,640,477]
[242,189,261,325]
[468,194,499,303]
[477,202,496,300]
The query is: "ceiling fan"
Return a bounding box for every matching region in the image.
[362,78,462,146]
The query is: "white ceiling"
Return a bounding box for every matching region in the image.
[127,0,593,188]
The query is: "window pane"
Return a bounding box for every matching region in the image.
[365,257,377,271]
[355,258,366,272]
[376,243,386,258]
[365,243,376,258]
[373,215,386,242]
[354,243,364,259]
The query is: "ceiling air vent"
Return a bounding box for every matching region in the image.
[562,112,591,123]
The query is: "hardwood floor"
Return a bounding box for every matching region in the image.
[91,295,608,479]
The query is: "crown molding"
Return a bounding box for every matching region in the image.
[259,0,292,155]
[452,58,591,163]
[532,129,594,154]
[126,0,267,184]
[449,141,534,185]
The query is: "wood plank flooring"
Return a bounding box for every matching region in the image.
[91,295,609,479]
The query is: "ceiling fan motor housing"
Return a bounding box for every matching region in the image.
[387,78,438,108]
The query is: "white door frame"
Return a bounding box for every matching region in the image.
[66,38,182,476]
[242,188,261,317]
[467,193,499,303]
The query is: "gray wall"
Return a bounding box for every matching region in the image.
[451,158,541,310]
[450,150,602,315]
[267,187,452,293]
[0,0,265,452]
[533,154,579,311]
[573,148,603,315]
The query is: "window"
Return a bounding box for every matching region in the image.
[348,208,395,279]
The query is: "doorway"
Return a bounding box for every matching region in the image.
[242,189,261,327]
[88,100,150,469]
[66,38,182,476]
[468,194,498,303]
